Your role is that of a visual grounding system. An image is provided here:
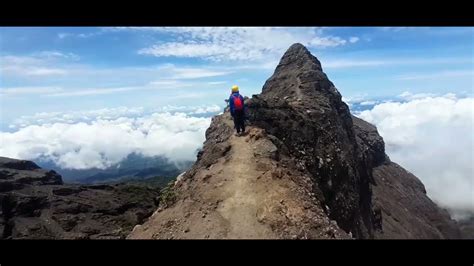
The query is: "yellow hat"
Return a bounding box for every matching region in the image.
[231,85,239,93]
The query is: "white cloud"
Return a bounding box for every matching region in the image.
[190,105,222,114]
[1,86,64,96]
[26,67,68,76]
[3,77,224,98]
[224,60,280,71]
[324,59,386,68]
[341,94,369,104]
[378,27,474,36]
[77,33,94,38]
[46,86,141,97]
[398,91,437,100]
[0,51,237,92]
[207,81,227,85]
[0,54,71,77]
[33,51,80,61]
[309,36,347,47]
[359,100,376,106]
[379,27,410,32]
[357,94,474,219]
[147,78,226,90]
[8,106,221,129]
[1,55,43,65]
[1,55,235,97]
[134,27,359,62]
[349,37,360,43]
[57,31,104,39]
[147,80,188,87]
[397,70,474,80]
[323,57,471,69]
[169,68,232,79]
[57,33,71,39]
[1,85,146,98]
[1,111,212,169]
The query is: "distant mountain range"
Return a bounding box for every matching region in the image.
[0,156,162,239]
[36,153,193,185]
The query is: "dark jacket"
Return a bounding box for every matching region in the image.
[229,92,245,116]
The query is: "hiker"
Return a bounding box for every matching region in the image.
[229,85,246,136]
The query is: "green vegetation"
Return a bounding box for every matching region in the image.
[158,181,177,207]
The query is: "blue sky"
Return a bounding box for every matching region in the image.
[0,27,473,130]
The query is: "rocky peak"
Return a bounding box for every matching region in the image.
[130,43,462,239]
[258,44,346,126]
[248,43,373,238]
[273,43,323,74]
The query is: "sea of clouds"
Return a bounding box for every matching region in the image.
[1,105,222,170]
[1,93,472,219]
[356,92,473,220]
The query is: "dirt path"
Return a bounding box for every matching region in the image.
[128,115,346,239]
[213,133,276,238]
[128,126,279,239]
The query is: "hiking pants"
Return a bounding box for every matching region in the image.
[233,110,245,133]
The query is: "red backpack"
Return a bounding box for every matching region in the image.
[233,95,243,111]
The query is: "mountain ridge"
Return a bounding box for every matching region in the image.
[0,43,463,239]
[129,43,461,239]
[0,156,161,239]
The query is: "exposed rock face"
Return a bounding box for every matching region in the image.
[244,43,461,238]
[458,216,474,239]
[130,43,461,239]
[246,43,376,238]
[352,117,461,238]
[129,117,349,239]
[0,157,160,239]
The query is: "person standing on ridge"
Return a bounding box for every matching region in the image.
[229,85,246,136]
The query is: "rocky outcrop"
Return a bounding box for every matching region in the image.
[129,118,349,239]
[245,43,376,238]
[130,43,461,239]
[352,117,461,238]
[0,157,160,239]
[459,216,474,239]
[245,43,460,238]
